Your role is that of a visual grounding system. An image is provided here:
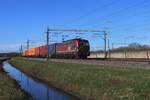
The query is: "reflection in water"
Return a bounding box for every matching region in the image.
[3,62,77,100]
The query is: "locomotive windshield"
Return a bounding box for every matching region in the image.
[77,39,90,58]
[78,40,89,47]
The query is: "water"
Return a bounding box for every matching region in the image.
[2,62,78,100]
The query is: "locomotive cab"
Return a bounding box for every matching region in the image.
[77,39,90,59]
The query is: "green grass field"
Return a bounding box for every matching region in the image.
[0,58,29,100]
[10,57,150,100]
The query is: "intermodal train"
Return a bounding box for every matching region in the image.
[22,38,90,59]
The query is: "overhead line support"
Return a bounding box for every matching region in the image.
[47,28,108,59]
[46,27,50,61]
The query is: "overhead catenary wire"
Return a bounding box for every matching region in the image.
[57,0,122,28]
[48,0,149,51]
[57,0,146,29]
[21,0,150,54]
[46,0,120,55]
[103,6,150,30]
[79,0,149,28]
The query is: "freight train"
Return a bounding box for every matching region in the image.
[22,38,90,59]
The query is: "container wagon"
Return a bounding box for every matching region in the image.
[22,38,90,59]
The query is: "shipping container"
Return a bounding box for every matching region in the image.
[25,50,28,57]
[27,48,36,57]
[39,45,47,58]
[21,38,90,59]
[35,47,40,57]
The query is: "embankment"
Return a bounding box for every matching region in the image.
[10,57,150,100]
[0,57,29,100]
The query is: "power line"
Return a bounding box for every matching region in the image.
[79,0,149,27]
[114,21,150,33]
[58,0,121,28]
[105,4,150,29]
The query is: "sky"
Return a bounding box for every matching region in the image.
[0,0,150,52]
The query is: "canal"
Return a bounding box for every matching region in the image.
[2,61,78,100]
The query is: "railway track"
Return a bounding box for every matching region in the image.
[22,57,150,69]
[23,57,150,63]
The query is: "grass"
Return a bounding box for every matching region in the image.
[10,57,150,100]
[0,58,29,100]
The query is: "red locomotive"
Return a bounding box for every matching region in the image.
[22,38,90,59]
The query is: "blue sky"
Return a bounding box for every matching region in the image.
[0,0,150,52]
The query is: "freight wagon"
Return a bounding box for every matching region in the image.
[22,38,90,59]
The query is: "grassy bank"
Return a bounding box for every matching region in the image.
[10,57,150,100]
[0,58,29,100]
